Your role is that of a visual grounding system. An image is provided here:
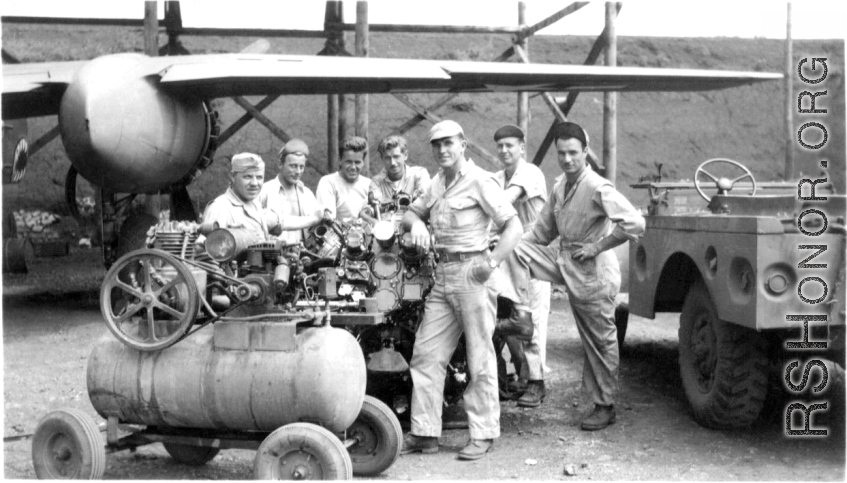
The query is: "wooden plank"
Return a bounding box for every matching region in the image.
[516,1,589,42]
[392,94,498,167]
[517,2,529,141]
[143,2,158,57]
[389,2,588,141]
[2,49,20,64]
[231,97,291,144]
[392,95,455,135]
[1,16,148,26]
[175,27,328,39]
[514,45,565,122]
[784,2,794,180]
[603,1,618,185]
[216,96,279,146]
[325,23,521,34]
[531,3,622,168]
[28,125,60,156]
[355,1,369,173]
[328,94,339,173]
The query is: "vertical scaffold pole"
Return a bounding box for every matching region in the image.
[355,1,370,173]
[784,2,794,181]
[602,1,618,185]
[517,2,529,148]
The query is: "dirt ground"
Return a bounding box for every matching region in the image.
[3,250,845,480]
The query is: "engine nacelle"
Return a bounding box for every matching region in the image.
[59,53,212,193]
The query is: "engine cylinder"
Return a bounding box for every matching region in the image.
[59,54,209,193]
[87,324,366,433]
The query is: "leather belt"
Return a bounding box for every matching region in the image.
[436,249,487,263]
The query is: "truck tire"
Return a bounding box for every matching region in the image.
[614,303,629,349]
[678,280,768,429]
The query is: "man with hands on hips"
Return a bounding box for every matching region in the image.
[500,121,645,431]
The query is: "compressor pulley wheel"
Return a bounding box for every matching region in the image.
[100,248,199,351]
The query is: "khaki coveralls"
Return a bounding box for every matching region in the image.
[502,166,644,406]
[407,159,517,440]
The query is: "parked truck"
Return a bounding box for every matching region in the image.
[623,158,845,429]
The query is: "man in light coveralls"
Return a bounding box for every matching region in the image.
[501,121,645,430]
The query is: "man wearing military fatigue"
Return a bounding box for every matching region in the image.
[399,120,524,460]
[200,152,270,241]
[501,121,645,430]
[491,125,552,408]
[259,139,322,245]
[315,136,372,222]
[369,135,431,203]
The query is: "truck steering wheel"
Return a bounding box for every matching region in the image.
[694,158,757,202]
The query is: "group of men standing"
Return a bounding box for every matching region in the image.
[199,119,644,461]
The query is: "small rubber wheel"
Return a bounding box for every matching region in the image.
[163,442,220,466]
[115,213,158,259]
[254,423,352,480]
[32,408,105,479]
[347,395,402,476]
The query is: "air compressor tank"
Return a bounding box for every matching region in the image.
[87,324,366,433]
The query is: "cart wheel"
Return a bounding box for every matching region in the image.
[254,423,352,480]
[32,408,105,479]
[100,248,199,351]
[163,443,220,466]
[347,396,402,476]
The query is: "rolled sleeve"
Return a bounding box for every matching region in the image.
[315,177,336,219]
[414,168,432,197]
[409,189,432,221]
[476,176,517,231]
[597,185,645,242]
[525,196,558,245]
[509,165,547,203]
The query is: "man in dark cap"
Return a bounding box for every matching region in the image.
[200,152,270,241]
[259,138,322,245]
[500,121,644,430]
[491,124,551,408]
[400,120,524,460]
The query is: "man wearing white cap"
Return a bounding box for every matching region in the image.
[259,139,322,244]
[316,136,372,223]
[491,124,552,409]
[200,152,270,241]
[399,120,524,460]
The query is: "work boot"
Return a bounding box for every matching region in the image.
[508,378,528,394]
[580,404,616,431]
[516,380,545,408]
[400,434,438,455]
[495,305,533,340]
[458,439,494,460]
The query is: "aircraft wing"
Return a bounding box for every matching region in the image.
[3,60,87,119]
[2,54,781,120]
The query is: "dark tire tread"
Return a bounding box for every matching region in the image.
[679,281,768,429]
